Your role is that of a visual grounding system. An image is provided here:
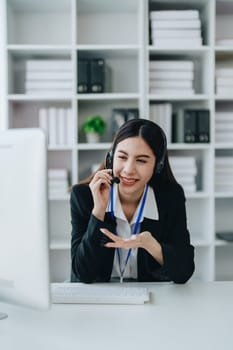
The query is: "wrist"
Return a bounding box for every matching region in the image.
[141,232,164,266]
[92,208,105,222]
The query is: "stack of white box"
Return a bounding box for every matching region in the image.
[149,60,195,95]
[25,59,73,95]
[169,156,197,193]
[215,157,233,192]
[216,67,233,95]
[48,169,69,198]
[215,111,233,143]
[150,10,202,48]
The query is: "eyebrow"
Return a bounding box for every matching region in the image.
[116,150,151,158]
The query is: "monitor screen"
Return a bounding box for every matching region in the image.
[0,128,50,319]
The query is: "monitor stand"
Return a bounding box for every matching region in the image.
[0,312,8,320]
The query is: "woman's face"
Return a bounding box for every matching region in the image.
[113,136,156,198]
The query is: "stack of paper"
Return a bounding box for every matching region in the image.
[48,169,69,198]
[149,60,195,95]
[150,103,172,143]
[216,39,233,46]
[150,10,202,48]
[39,107,73,147]
[25,59,73,95]
[169,156,197,193]
[216,67,233,95]
[215,157,233,192]
[215,111,233,143]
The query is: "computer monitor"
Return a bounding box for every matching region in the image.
[0,128,50,320]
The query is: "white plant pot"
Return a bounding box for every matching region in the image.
[86,132,100,143]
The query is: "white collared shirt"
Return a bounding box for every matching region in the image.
[106,184,159,280]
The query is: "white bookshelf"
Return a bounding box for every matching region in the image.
[0,0,233,282]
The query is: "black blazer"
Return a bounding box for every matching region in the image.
[70,182,195,284]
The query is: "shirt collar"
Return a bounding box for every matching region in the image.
[106,184,159,223]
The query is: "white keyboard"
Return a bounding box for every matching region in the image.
[51,283,150,305]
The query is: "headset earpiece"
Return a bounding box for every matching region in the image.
[154,126,167,175]
[105,150,113,169]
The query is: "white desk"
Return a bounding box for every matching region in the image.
[1,282,233,350]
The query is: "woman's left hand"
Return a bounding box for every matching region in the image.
[100,228,152,249]
[100,228,164,265]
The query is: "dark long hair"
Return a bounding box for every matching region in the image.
[79,118,177,186]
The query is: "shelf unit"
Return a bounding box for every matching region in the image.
[0,0,233,282]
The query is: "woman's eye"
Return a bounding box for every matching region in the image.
[118,155,127,160]
[137,159,146,164]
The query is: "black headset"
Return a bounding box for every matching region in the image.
[105,120,167,175]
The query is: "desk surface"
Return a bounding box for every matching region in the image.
[1,281,233,350]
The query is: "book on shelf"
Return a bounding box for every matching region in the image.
[216,68,233,78]
[126,108,139,120]
[169,156,197,193]
[215,113,233,142]
[216,87,233,95]
[149,70,194,80]
[216,77,233,87]
[150,19,201,29]
[78,59,89,93]
[151,38,202,48]
[172,109,210,143]
[25,81,73,90]
[215,111,233,121]
[215,176,233,185]
[111,108,139,136]
[196,110,210,143]
[77,58,105,93]
[215,135,233,143]
[150,103,172,143]
[25,59,73,95]
[215,184,233,192]
[216,39,233,46]
[66,109,73,145]
[150,9,202,47]
[90,58,105,93]
[25,59,72,71]
[57,108,67,145]
[215,123,233,131]
[48,168,68,179]
[150,88,194,96]
[38,107,73,147]
[26,71,73,81]
[26,89,72,95]
[149,60,194,71]
[151,29,201,38]
[149,79,192,89]
[215,157,233,167]
[149,10,199,20]
[169,156,197,169]
[173,175,196,185]
[49,179,68,188]
[48,168,69,197]
[48,108,57,147]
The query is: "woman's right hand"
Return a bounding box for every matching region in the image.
[89,169,113,221]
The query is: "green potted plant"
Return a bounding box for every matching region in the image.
[82,115,107,143]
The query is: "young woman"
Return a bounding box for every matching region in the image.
[70,118,195,283]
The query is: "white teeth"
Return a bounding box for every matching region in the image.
[122,178,136,183]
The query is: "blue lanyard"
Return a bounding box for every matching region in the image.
[110,184,149,283]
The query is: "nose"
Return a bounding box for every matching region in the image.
[123,159,135,175]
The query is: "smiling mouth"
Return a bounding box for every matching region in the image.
[120,177,138,184]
